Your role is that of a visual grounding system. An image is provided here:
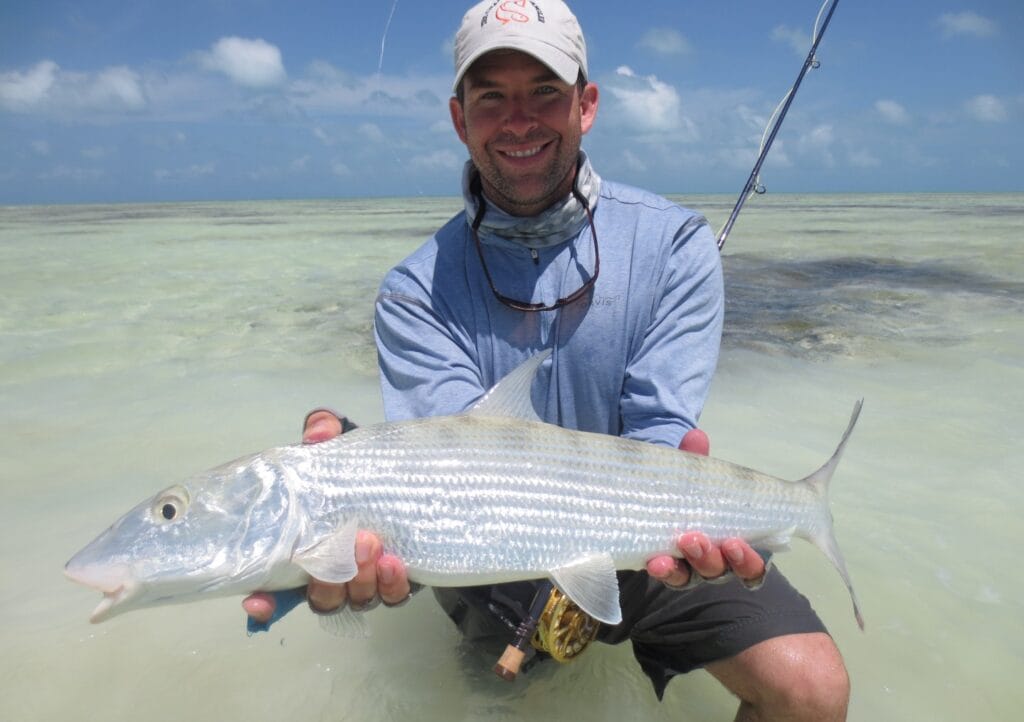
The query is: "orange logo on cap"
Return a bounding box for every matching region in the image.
[495,0,531,25]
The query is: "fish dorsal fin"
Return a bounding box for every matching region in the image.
[292,518,359,583]
[549,553,622,626]
[467,349,552,422]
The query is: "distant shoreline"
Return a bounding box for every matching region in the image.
[3,190,1023,211]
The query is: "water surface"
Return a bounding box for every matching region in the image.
[1,193,1021,720]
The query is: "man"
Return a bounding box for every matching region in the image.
[246,2,850,719]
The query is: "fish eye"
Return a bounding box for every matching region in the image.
[151,486,190,524]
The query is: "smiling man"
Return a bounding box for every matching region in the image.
[245,2,849,718]
[450,49,596,216]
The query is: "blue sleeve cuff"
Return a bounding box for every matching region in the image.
[245,587,306,635]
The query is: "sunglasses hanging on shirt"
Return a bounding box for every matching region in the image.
[470,182,599,313]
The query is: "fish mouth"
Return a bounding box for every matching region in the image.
[64,562,138,623]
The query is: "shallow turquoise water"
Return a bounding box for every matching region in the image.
[1,193,1021,720]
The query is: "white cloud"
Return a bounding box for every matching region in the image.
[430,118,453,134]
[798,124,835,167]
[441,35,456,63]
[154,162,216,181]
[312,126,335,145]
[0,60,145,114]
[0,60,59,110]
[875,99,910,125]
[38,165,104,182]
[638,28,692,56]
[621,149,647,172]
[289,62,449,118]
[358,122,387,143]
[605,66,685,133]
[88,66,146,110]
[200,37,287,88]
[81,146,108,160]
[937,12,997,38]
[965,94,1008,123]
[409,149,461,172]
[771,25,808,56]
[30,139,51,156]
[848,149,881,168]
[1,53,449,127]
[331,161,352,176]
[146,130,188,149]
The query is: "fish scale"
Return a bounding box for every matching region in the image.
[65,352,865,631]
[295,414,824,582]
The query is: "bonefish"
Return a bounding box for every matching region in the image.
[65,351,864,631]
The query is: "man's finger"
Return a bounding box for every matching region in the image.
[377,554,412,605]
[307,580,348,613]
[678,531,728,580]
[721,538,767,581]
[243,592,276,624]
[346,531,382,607]
[679,428,709,456]
[646,554,692,588]
[303,410,343,445]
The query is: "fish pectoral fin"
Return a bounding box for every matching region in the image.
[746,526,796,552]
[292,518,360,583]
[549,553,622,626]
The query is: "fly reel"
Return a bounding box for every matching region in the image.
[530,587,600,662]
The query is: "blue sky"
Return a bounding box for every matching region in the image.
[1,0,1021,204]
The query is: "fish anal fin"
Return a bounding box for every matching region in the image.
[549,553,622,626]
[293,518,359,583]
[746,526,796,552]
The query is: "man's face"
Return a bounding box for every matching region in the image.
[450,50,598,217]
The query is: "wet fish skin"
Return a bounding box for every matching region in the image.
[65,353,864,631]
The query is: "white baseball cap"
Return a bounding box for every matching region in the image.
[452,0,588,94]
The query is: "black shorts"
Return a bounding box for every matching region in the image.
[434,565,827,699]
[598,566,827,698]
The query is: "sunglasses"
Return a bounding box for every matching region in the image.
[470,185,600,313]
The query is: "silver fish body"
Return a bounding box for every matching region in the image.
[66,353,864,630]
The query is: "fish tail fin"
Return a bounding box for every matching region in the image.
[801,399,863,499]
[811,524,865,630]
[801,400,865,631]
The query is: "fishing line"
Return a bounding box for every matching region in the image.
[378,0,399,74]
[368,0,428,197]
[716,0,841,250]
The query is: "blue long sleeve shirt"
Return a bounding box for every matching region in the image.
[373,180,723,448]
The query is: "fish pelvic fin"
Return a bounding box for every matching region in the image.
[549,553,622,626]
[467,349,551,422]
[801,400,865,631]
[318,605,371,638]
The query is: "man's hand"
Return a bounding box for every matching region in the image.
[645,428,767,589]
[241,410,411,625]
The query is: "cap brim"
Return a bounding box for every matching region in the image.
[452,38,580,94]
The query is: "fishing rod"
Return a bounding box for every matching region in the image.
[716,0,841,250]
[494,580,556,680]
